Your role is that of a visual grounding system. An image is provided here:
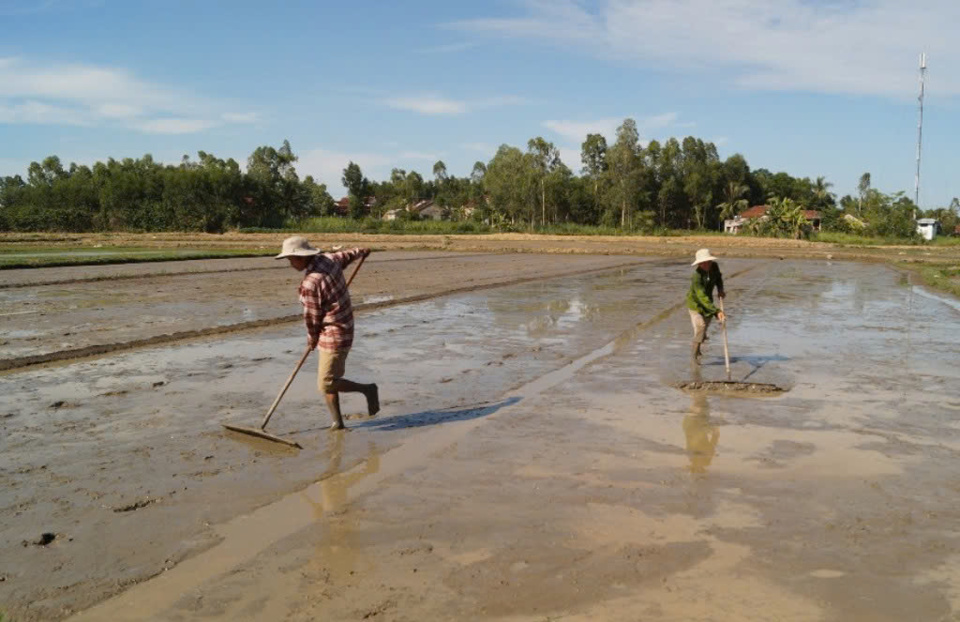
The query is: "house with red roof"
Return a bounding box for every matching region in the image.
[724,205,821,234]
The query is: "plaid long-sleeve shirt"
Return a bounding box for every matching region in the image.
[298,249,364,352]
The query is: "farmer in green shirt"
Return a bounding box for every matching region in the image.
[686,249,726,363]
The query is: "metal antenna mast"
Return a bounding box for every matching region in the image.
[914,52,927,214]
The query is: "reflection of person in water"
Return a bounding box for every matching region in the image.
[303,434,381,517]
[682,393,719,474]
[302,435,382,577]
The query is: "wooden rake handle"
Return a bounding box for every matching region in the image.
[346,254,366,287]
[719,297,731,378]
[258,252,368,431]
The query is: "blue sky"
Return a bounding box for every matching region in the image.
[1,0,957,206]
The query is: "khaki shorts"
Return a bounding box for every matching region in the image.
[689,309,712,346]
[318,348,349,393]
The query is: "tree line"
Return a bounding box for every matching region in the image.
[0,141,334,232]
[1,121,955,236]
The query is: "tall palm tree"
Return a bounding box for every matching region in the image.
[812,176,834,208]
[717,180,750,227]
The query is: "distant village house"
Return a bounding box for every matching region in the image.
[724,205,821,234]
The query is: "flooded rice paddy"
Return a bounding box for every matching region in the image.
[1,254,959,621]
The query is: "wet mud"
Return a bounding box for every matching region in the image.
[0,252,644,369]
[675,380,786,395]
[2,258,960,621]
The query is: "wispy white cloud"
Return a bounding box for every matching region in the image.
[0,100,91,126]
[97,103,144,119]
[557,146,582,171]
[451,0,960,98]
[543,118,622,143]
[221,112,259,124]
[2,0,105,15]
[417,42,478,54]
[0,57,260,133]
[475,95,529,108]
[385,95,469,115]
[399,150,440,161]
[462,142,496,154]
[543,112,683,144]
[383,93,527,116]
[137,118,219,134]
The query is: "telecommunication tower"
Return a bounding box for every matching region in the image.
[914,53,927,213]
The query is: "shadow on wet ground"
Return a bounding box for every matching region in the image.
[356,397,522,432]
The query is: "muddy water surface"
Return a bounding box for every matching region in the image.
[0,258,713,621]
[3,259,960,621]
[0,253,642,362]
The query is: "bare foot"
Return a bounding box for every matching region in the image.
[329,422,346,431]
[366,384,380,417]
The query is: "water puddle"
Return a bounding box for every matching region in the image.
[912,285,960,313]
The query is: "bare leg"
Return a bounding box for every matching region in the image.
[324,391,345,430]
[329,378,380,417]
[689,310,708,364]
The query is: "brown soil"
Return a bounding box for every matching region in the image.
[3,230,959,265]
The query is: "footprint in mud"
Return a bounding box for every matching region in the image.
[22,532,60,547]
[112,498,156,513]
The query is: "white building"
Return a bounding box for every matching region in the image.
[916,218,941,241]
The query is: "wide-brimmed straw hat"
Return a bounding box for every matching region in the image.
[275,236,321,259]
[691,248,718,266]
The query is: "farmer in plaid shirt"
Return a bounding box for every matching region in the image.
[277,236,379,430]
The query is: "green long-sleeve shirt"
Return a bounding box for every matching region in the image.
[686,264,724,317]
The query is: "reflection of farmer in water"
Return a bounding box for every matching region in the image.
[683,393,719,473]
[302,434,382,576]
[686,248,726,364]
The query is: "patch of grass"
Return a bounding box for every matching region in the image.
[815,231,960,247]
[244,217,493,235]
[244,217,737,238]
[0,246,275,270]
[530,224,730,237]
[918,265,960,298]
[814,232,909,246]
[901,262,960,299]
[932,236,960,247]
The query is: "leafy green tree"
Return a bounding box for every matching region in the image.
[485,144,536,228]
[432,160,448,183]
[680,137,721,230]
[605,119,642,228]
[527,137,560,227]
[302,176,335,217]
[857,172,871,217]
[342,161,370,218]
[812,176,835,209]
[748,197,810,239]
[581,133,608,221]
